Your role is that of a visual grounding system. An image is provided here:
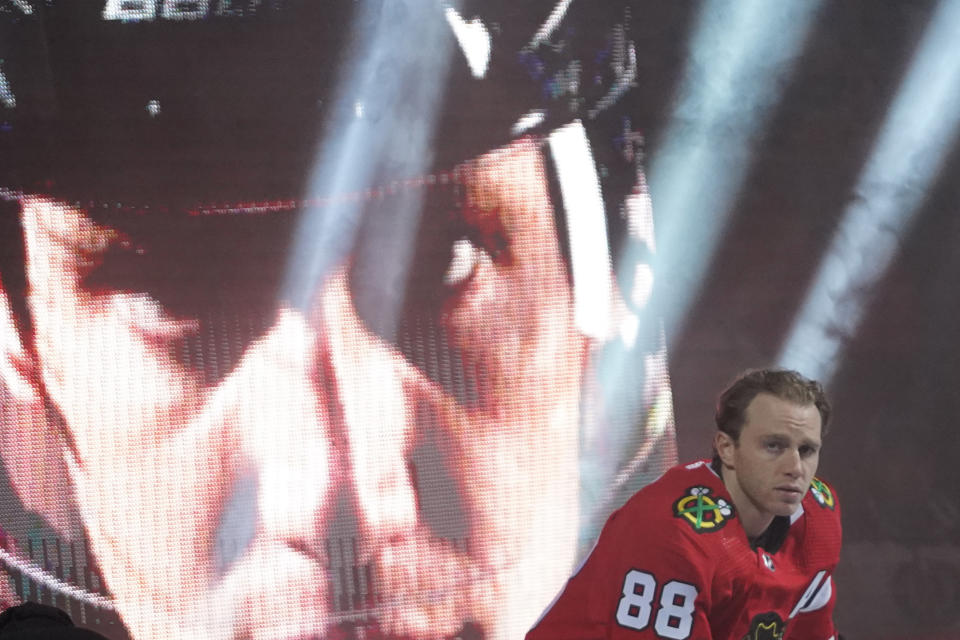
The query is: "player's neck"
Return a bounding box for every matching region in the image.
[719,465,774,539]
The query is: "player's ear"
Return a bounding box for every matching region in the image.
[714,430,736,468]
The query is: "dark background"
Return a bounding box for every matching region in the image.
[631,1,960,636]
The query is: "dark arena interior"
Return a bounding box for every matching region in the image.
[1,1,958,638]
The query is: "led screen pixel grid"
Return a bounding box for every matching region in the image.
[0,2,677,638]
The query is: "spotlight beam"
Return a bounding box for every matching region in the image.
[779,0,960,385]
[282,1,455,316]
[644,0,823,346]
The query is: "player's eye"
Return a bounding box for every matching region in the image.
[467,219,509,264]
[799,445,819,458]
[763,440,786,453]
[441,223,509,288]
[111,291,201,341]
[443,237,484,286]
[80,234,153,297]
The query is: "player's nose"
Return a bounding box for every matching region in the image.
[782,446,804,479]
[216,307,343,569]
[313,268,421,545]
[216,268,423,599]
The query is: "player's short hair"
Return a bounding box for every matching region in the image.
[715,368,831,442]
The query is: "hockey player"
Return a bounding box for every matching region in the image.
[527,368,843,639]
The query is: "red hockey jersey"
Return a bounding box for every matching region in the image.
[527,460,842,640]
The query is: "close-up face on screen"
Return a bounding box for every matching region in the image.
[0,2,677,639]
[9,0,960,637]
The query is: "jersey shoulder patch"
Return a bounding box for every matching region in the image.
[672,485,734,533]
[808,476,836,510]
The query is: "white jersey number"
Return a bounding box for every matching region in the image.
[616,569,698,638]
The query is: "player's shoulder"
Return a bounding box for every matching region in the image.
[798,475,842,561]
[803,475,841,516]
[622,460,720,505]
[595,461,730,577]
[616,460,734,536]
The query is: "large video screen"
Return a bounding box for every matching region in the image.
[0,2,677,638]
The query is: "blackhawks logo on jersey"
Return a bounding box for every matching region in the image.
[741,612,785,640]
[673,486,733,533]
[809,477,835,509]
